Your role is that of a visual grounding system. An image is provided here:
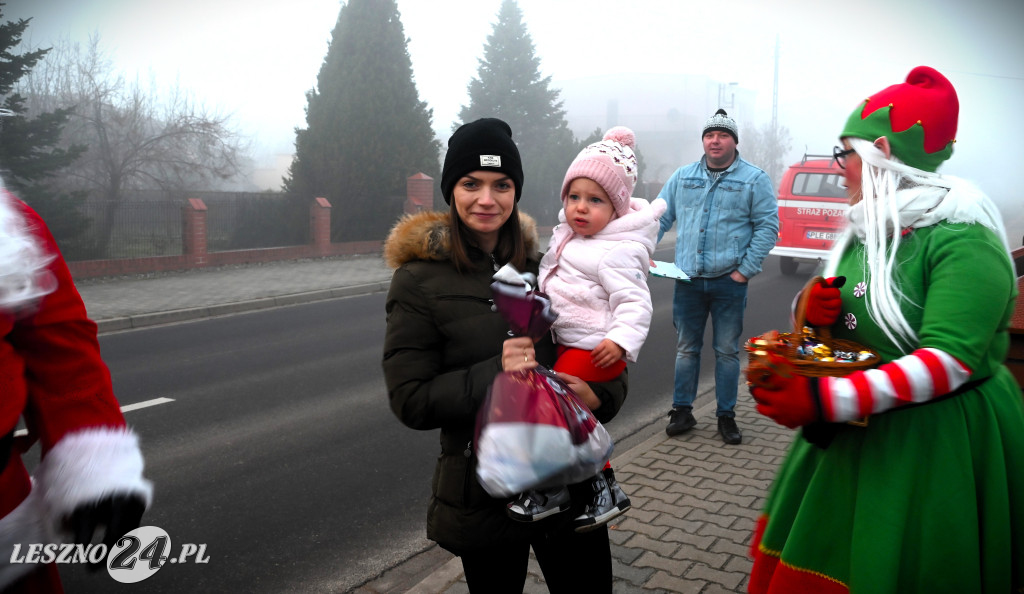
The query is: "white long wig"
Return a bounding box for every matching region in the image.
[0,177,56,310]
[823,137,1010,353]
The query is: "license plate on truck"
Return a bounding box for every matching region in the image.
[806,231,839,240]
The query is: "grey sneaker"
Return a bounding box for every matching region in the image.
[572,471,630,533]
[666,406,697,436]
[507,486,571,522]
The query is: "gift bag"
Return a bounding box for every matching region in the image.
[475,265,615,497]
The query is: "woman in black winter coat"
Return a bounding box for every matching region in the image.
[382,118,628,593]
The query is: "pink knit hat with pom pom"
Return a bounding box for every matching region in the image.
[560,126,638,216]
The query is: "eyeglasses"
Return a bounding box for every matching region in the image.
[833,146,855,169]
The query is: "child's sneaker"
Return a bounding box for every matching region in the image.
[572,470,631,532]
[507,486,571,522]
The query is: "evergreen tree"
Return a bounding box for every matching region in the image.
[284,0,440,241]
[0,10,87,245]
[458,0,577,225]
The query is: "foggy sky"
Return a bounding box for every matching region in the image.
[5,0,1023,240]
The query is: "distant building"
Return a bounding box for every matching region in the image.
[554,73,758,188]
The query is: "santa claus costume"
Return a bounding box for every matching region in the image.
[0,184,151,593]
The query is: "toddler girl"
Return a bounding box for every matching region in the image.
[507,127,665,531]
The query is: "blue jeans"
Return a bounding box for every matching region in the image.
[671,275,748,417]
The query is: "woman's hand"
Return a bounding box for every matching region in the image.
[805,276,845,327]
[502,336,538,372]
[556,372,602,411]
[747,352,821,428]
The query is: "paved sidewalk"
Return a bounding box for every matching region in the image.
[74,253,795,593]
[357,395,794,594]
[76,254,395,333]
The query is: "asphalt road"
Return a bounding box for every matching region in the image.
[54,252,811,592]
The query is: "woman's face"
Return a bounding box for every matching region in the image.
[451,170,516,249]
[839,139,864,205]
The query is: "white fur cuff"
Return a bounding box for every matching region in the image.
[35,427,153,529]
[0,484,49,589]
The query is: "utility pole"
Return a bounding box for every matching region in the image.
[772,34,779,132]
[771,34,782,191]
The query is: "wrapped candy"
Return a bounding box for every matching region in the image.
[745,326,877,369]
[745,275,878,378]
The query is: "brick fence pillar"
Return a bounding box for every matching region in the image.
[310,197,332,253]
[181,198,208,266]
[406,172,433,213]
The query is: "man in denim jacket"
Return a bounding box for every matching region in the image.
[656,109,778,444]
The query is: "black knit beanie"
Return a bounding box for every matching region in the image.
[440,118,524,204]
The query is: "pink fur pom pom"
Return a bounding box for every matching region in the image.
[603,126,635,150]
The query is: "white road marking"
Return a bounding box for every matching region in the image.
[120,397,175,413]
[12,397,175,437]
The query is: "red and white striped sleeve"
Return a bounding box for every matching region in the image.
[818,348,972,422]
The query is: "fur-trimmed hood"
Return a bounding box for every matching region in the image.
[383,209,540,269]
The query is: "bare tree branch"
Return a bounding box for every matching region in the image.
[15,33,251,256]
[19,34,250,198]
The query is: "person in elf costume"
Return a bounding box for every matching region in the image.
[0,178,152,592]
[747,66,1024,593]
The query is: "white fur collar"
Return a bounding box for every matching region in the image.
[0,187,56,309]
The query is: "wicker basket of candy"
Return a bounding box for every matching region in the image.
[745,275,878,379]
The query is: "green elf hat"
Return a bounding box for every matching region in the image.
[840,66,958,172]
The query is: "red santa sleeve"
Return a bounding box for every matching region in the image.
[9,201,125,448]
[8,201,152,519]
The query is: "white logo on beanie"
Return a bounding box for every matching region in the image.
[480,155,501,167]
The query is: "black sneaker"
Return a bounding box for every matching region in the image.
[665,406,696,436]
[572,471,630,533]
[507,486,571,522]
[718,416,742,445]
[605,469,631,518]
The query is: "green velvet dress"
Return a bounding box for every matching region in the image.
[750,223,1024,593]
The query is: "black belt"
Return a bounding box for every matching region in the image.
[802,376,990,449]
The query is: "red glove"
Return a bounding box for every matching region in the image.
[804,276,845,327]
[748,353,822,429]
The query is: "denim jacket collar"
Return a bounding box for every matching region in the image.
[699,150,743,178]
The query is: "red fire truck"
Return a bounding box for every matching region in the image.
[770,153,849,275]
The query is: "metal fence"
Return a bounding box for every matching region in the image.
[204,194,309,252]
[58,192,309,262]
[59,200,183,262]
